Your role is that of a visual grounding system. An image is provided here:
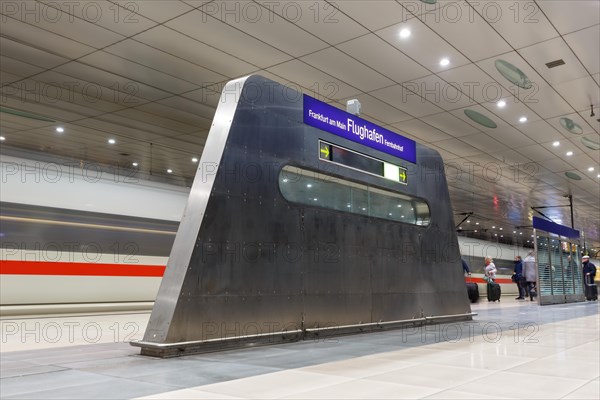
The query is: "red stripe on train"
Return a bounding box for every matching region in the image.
[466,277,513,284]
[0,261,166,277]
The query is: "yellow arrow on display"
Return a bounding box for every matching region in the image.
[399,170,406,182]
[320,145,330,158]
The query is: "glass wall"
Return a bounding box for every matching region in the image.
[279,166,430,226]
[534,231,585,304]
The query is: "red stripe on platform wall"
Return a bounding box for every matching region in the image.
[0,261,166,277]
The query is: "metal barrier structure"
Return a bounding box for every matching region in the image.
[133,75,473,357]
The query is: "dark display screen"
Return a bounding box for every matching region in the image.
[331,146,383,176]
[319,140,407,185]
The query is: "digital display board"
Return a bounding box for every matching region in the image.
[319,140,407,185]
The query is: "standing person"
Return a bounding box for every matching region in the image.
[582,255,597,301]
[513,255,525,300]
[523,251,537,301]
[484,257,497,282]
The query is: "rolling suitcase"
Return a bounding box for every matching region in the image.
[585,275,598,301]
[466,282,479,303]
[487,281,501,302]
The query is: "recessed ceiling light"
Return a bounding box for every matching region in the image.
[399,28,411,39]
[108,138,116,144]
[588,167,595,172]
[132,162,138,167]
[519,116,527,123]
[492,226,496,228]
[566,151,573,156]
[497,100,506,108]
[597,174,600,178]
[475,222,479,225]
[440,58,450,66]
[0,136,5,141]
[56,127,64,133]
[167,169,173,174]
[466,220,470,223]
[552,141,560,147]
[192,157,198,163]
[307,184,312,188]
[513,231,516,233]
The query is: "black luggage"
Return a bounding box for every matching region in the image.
[487,281,501,302]
[466,282,479,303]
[585,275,598,301]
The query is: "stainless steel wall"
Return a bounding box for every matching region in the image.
[136,76,472,357]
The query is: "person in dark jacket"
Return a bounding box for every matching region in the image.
[513,255,525,299]
[582,255,597,301]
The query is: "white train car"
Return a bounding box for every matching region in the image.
[458,237,529,297]
[0,154,187,315]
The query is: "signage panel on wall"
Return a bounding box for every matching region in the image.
[303,95,417,163]
[532,216,580,239]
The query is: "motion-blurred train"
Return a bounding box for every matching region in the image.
[0,155,187,315]
[1,155,593,315]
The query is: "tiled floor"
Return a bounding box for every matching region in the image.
[1,299,598,399]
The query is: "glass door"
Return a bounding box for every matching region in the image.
[534,230,586,305]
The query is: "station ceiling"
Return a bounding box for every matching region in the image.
[0,0,599,249]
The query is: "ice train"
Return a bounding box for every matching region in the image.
[1,155,589,315]
[0,154,186,315]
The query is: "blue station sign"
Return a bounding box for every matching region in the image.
[303,95,417,163]
[532,216,580,239]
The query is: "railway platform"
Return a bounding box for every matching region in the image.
[1,298,598,399]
